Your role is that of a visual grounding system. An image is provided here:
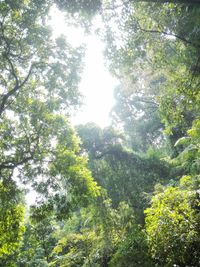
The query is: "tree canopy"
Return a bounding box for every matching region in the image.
[1,0,200,266]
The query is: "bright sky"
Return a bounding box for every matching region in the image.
[49,7,118,127]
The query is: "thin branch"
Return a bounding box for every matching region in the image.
[0,130,41,173]
[0,155,34,171]
[19,64,35,88]
[0,21,41,116]
[0,61,49,117]
[130,97,159,107]
[4,52,19,86]
[190,54,200,80]
[0,62,38,116]
[136,20,200,48]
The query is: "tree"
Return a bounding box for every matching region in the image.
[17,206,63,266]
[145,176,200,266]
[109,225,153,267]
[56,0,200,12]
[0,1,101,262]
[111,84,164,152]
[0,180,25,265]
[102,0,200,157]
[0,0,99,216]
[16,222,50,267]
[77,123,170,223]
[1,0,200,265]
[55,0,102,16]
[50,198,138,267]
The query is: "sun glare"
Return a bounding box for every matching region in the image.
[49,7,118,128]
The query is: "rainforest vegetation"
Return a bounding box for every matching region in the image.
[0,0,200,266]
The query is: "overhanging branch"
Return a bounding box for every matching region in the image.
[0,62,41,116]
[0,155,34,171]
[136,20,200,48]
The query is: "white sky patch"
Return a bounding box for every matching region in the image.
[72,35,118,127]
[49,7,118,127]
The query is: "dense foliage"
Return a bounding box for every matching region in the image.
[0,0,200,266]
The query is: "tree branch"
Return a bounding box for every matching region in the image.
[136,20,200,48]
[0,62,36,116]
[0,58,49,117]
[0,132,41,173]
[130,96,159,107]
[0,21,43,116]
[0,155,34,171]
